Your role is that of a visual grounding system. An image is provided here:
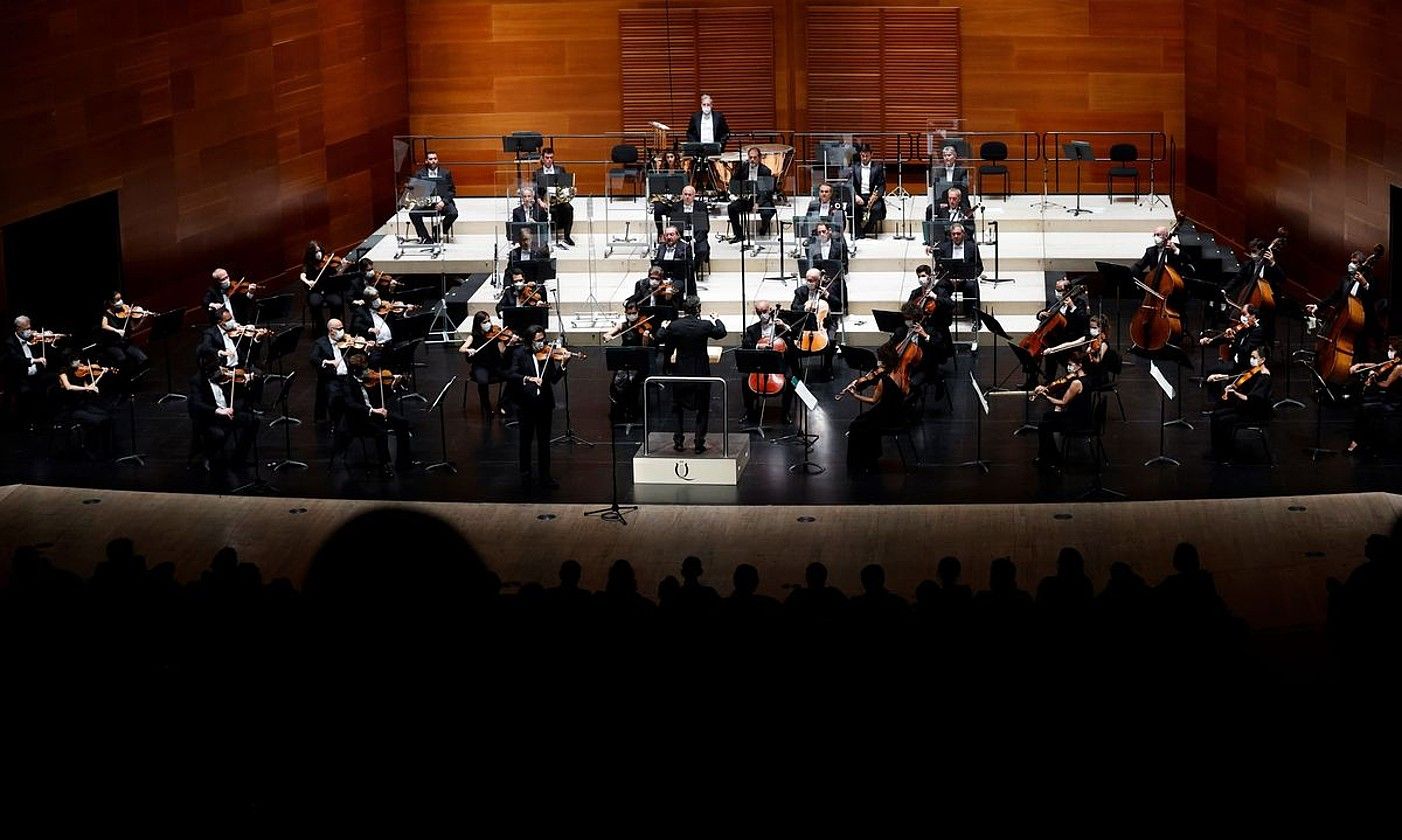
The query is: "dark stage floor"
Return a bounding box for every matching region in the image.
[5,303,1399,507]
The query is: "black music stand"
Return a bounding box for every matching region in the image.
[587,347,647,526]
[1007,342,1041,436]
[263,326,303,410]
[425,375,458,474]
[735,348,787,439]
[731,175,773,250]
[505,220,551,246]
[150,308,188,405]
[1140,358,1181,468]
[115,391,146,467]
[786,376,824,474]
[1063,141,1095,216]
[1302,362,1338,461]
[268,372,307,472]
[637,304,679,325]
[648,173,686,201]
[1094,261,1138,365]
[975,308,1013,390]
[962,372,992,474]
[503,132,542,184]
[231,408,277,496]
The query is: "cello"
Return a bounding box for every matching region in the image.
[1315,244,1383,385]
[746,318,792,396]
[1129,211,1188,351]
[1020,281,1086,358]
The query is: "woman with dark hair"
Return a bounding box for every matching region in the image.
[459,310,514,419]
[840,341,905,476]
[302,240,347,327]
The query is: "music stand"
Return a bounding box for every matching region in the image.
[1007,342,1041,436]
[506,220,550,245]
[1301,362,1338,461]
[231,408,277,496]
[975,308,1013,389]
[735,348,787,439]
[150,308,188,405]
[648,173,686,201]
[256,292,295,326]
[733,175,774,250]
[1094,261,1138,364]
[787,376,824,474]
[262,325,303,398]
[1063,141,1095,216]
[425,375,458,474]
[587,348,646,526]
[398,177,443,256]
[871,309,907,335]
[115,390,146,467]
[1143,360,1181,467]
[637,304,679,326]
[962,372,992,474]
[503,132,543,184]
[269,371,307,471]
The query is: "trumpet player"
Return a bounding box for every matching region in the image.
[532,147,575,247]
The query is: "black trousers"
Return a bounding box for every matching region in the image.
[518,404,553,477]
[196,414,256,464]
[728,199,774,238]
[853,196,885,239]
[1351,398,1397,447]
[314,373,336,422]
[548,203,573,238]
[337,412,413,466]
[410,202,458,240]
[308,291,343,328]
[672,382,711,443]
[1038,409,1076,462]
[1209,406,1263,455]
[846,408,891,473]
[470,365,501,413]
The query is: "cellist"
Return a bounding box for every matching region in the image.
[905,264,955,368]
[1032,276,1089,381]
[1307,249,1381,353]
[791,268,837,381]
[1226,236,1285,340]
[1131,225,1191,278]
[1201,303,1264,403]
[740,300,796,426]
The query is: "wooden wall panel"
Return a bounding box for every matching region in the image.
[1184,0,1402,299]
[0,0,409,314]
[407,0,1185,196]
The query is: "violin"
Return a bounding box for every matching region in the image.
[375,299,419,316]
[335,334,377,351]
[111,303,152,319]
[369,271,403,292]
[319,253,345,272]
[228,324,271,340]
[215,366,257,384]
[1199,314,1257,361]
[834,366,883,401]
[24,330,68,345]
[536,346,587,363]
[484,324,518,346]
[71,363,117,381]
[1356,357,1400,388]
[360,368,402,388]
[1031,371,1079,403]
[517,282,548,307]
[1129,211,1188,351]
[607,315,655,344]
[229,277,258,296]
[1223,362,1266,400]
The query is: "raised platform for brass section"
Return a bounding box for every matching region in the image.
[633,432,750,485]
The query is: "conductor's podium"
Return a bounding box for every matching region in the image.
[632,375,750,486]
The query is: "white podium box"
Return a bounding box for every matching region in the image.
[633,433,750,485]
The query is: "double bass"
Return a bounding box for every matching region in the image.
[1315,244,1383,385]
[1020,281,1086,358]
[1129,212,1188,351]
[1236,227,1286,315]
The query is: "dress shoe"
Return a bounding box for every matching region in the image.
[397,460,424,472]
[673,436,686,452]
[693,440,707,454]
[564,236,576,247]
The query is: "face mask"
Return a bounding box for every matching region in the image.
[1089,327,1101,337]
[532,340,545,351]
[701,105,712,115]
[1390,350,1397,360]
[1251,359,1263,367]
[223,322,237,332]
[514,281,524,290]
[1067,365,1079,374]
[366,291,378,301]
[626,313,638,322]
[1240,316,1251,325]
[760,312,772,322]
[650,278,660,287]
[333,329,345,340]
[220,281,231,291]
[478,319,490,329]
[20,329,33,340]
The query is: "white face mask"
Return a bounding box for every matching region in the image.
[513,281,524,290]
[919,276,931,286]
[1251,358,1263,367]
[332,329,345,340]
[532,340,546,351]
[1089,327,1100,337]
[1067,364,1080,375]
[1240,315,1250,325]
[649,277,660,287]
[20,329,33,340]
[366,291,378,301]
[701,105,712,115]
[626,313,638,323]
[759,311,772,322]
[1389,350,1397,360]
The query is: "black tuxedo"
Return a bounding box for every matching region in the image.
[806,234,849,268]
[506,345,568,479]
[906,285,957,367]
[629,279,683,308]
[791,285,838,374]
[303,258,346,326]
[511,203,548,225]
[410,165,458,241]
[727,162,776,240]
[937,239,984,279]
[656,314,726,446]
[196,325,249,369]
[685,110,731,148]
[804,198,847,235]
[668,201,711,262]
[844,161,887,237]
[309,334,348,422]
[331,372,414,468]
[932,164,970,197]
[4,332,53,424]
[1133,244,1191,278]
[653,241,696,295]
[532,167,574,238]
[187,373,256,465]
[203,287,253,324]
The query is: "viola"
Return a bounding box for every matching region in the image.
[375,299,419,316]
[537,346,587,363]
[1200,315,1257,362]
[1031,371,1081,403]
[112,304,152,319]
[607,315,654,344]
[361,368,402,388]
[1129,211,1188,351]
[370,271,403,291]
[335,334,376,350]
[1223,362,1265,400]
[72,363,117,380]
[229,277,258,296]
[25,330,68,345]
[835,366,883,401]
[518,282,545,307]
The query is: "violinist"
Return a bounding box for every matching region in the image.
[348,285,395,352]
[205,268,255,325]
[1346,338,1402,456]
[4,316,56,428]
[1079,314,1114,389]
[98,291,150,376]
[187,359,257,469]
[603,301,654,425]
[309,318,353,425]
[303,240,348,326]
[1208,347,1272,462]
[332,353,418,478]
[741,300,797,425]
[459,311,514,419]
[792,268,838,380]
[906,264,956,367]
[56,354,116,459]
[653,225,696,296]
[497,267,550,315]
[359,257,401,294]
[840,341,904,476]
[630,265,682,308]
[506,325,572,487]
[1201,304,1264,402]
[655,297,725,452]
[1032,351,1090,473]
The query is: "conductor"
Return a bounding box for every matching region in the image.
[655,295,727,453]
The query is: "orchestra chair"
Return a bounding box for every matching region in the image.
[1059,393,1110,468]
[879,417,919,470]
[44,385,87,459]
[1107,143,1140,203]
[608,144,644,201]
[977,142,1010,201]
[1088,348,1127,421]
[1231,416,1275,467]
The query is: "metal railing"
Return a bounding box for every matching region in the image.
[641,375,731,458]
[1041,130,1172,196]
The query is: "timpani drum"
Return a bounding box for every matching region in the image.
[709,144,795,196]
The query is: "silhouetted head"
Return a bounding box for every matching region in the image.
[989,557,1017,591]
[605,559,637,595]
[805,561,828,588]
[915,579,940,607]
[936,556,961,585]
[733,564,759,596]
[657,575,680,604]
[1172,542,1200,574]
[1108,561,1138,585]
[559,559,582,588]
[859,563,886,594]
[1056,547,1085,578]
[681,555,703,582]
[1364,533,1393,563]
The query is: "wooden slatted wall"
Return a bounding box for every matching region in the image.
[806,6,960,158]
[619,7,776,137]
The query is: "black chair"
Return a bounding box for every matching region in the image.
[608,144,643,201]
[1232,417,1275,466]
[1060,394,1110,467]
[1107,143,1140,203]
[879,420,919,470]
[1088,348,1126,421]
[977,141,1010,201]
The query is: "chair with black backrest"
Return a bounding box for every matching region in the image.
[1107,143,1140,203]
[1059,393,1110,468]
[977,141,1010,201]
[1232,411,1275,467]
[1089,347,1126,421]
[608,144,643,201]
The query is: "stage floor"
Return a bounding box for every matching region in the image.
[3,295,1400,509]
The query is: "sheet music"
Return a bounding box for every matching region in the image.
[1149,361,1175,401]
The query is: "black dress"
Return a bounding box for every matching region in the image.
[1038,377,1092,465]
[846,372,904,475]
[1210,371,1272,457]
